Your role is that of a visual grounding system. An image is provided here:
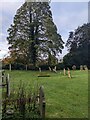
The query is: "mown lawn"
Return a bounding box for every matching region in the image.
[5,70,88,118]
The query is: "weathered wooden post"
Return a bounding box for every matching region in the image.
[9,64,11,71]
[39,86,45,119]
[39,67,41,72]
[63,68,66,75]
[0,69,2,119]
[2,70,5,82]
[6,74,10,97]
[49,67,51,71]
[26,65,28,71]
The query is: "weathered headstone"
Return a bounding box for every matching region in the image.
[72,65,76,70]
[80,65,83,70]
[84,65,88,70]
[67,68,71,78]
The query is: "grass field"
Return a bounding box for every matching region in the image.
[5,70,88,118]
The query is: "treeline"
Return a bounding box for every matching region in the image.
[2,62,64,70]
[2,2,90,70]
[2,62,88,71]
[3,22,90,70]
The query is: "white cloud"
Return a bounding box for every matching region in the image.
[0,50,9,59]
[1,2,24,16]
[0,42,9,59]
[53,9,87,32]
[51,3,88,40]
[0,33,7,43]
[51,0,88,2]
[0,0,24,3]
[0,33,7,37]
[0,0,89,2]
[0,42,9,51]
[0,33,9,59]
[0,1,24,59]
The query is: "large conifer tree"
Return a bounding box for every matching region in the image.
[64,23,90,67]
[7,2,64,66]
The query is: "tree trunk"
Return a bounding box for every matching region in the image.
[26,65,27,71]
[9,64,11,71]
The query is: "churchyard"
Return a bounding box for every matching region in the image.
[1,69,88,119]
[1,1,89,119]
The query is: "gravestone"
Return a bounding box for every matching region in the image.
[83,65,88,70]
[67,68,71,78]
[72,65,76,70]
[80,65,83,70]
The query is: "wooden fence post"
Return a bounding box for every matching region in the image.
[6,74,10,97]
[39,67,41,72]
[49,67,52,71]
[39,86,45,119]
[64,68,66,75]
[2,70,5,82]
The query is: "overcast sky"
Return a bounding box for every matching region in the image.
[0,1,88,59]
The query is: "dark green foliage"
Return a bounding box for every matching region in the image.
[63,23,90,68]
[56,63,65,70]
[2,63,26,70]
[7,2,64,67]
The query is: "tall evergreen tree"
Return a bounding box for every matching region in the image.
[64,23,90,67]
[7,2,64,66]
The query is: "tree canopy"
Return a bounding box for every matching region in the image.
[63,23,90,68]
[7,2,64,67]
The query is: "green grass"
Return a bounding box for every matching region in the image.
[4,70,88,118]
